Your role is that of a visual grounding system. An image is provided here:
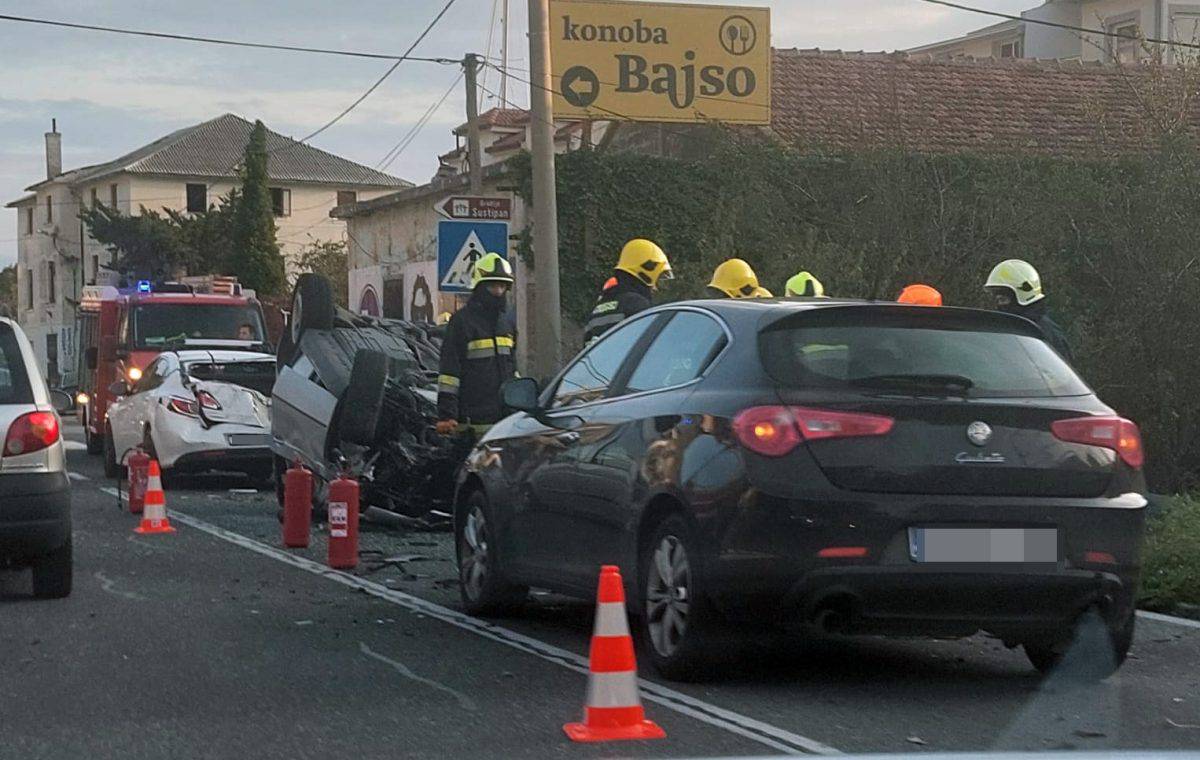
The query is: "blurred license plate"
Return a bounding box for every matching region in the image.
[227,433,269,447]
[908,528,1057,563]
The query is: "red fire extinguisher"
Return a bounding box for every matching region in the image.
[127,446,151,514]
[282,462,312,548]
[327,473,360,570]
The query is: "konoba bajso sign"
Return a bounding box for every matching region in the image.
[548,0,770,124]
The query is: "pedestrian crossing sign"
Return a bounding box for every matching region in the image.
[437,220,510,293]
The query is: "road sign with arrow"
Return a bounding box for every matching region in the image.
[434,195,512,221]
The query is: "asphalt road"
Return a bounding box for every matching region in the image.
[3,421,1199,759]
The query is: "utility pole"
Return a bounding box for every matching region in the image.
[463,53,484,195]
[500,0,510,108]
[527,0,561,378]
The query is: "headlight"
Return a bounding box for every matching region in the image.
[76,392,90,405]
[127,366,143,382]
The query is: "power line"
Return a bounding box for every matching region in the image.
[292,0,460,147]
[377,72,464,172]
[918,0,1200,52]
[0,12,458,61]
[0,12,459,62]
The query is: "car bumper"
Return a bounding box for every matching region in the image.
[155,420,271,471]
[0,472,71,563]
[705,490,1145,638]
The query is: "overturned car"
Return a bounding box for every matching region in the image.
[270,274,471,518]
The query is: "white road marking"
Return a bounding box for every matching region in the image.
[93,571,147,602]
[67,471,89,481]
[63,441,87,451]
[1138,610,1200,630]
[359,642,478,712]
[159,505,839,755]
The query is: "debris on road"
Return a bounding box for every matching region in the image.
[906,736,929,746]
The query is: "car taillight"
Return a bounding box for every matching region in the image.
[167,397,199,417]
[732,407,802,456]
[732,406,895,457]
[1051,416,1144,468]
[3,411,60,457]
[196,391,222,410]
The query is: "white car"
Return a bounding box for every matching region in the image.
[105,349,274,481]
[0,317,73,598]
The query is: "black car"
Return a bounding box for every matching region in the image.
[454,300,1147,680]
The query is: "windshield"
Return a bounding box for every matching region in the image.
[761,316,1089,399]
[132,304,265,348]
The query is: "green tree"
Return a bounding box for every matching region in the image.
[232,120,286,296]
[0,264,17,317]
[78,203,185,277]
[295,239,348,308]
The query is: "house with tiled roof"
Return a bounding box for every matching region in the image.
[907,0,1200,64]
[5,113,410,386]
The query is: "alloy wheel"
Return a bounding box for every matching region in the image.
[646,535,691,657]
[459,505,490,601]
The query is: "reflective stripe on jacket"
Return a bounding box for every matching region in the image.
[582,270,652,344]
[437,296,516,424]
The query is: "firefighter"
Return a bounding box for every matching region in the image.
[707,258,772,299]
[435,253,517,436]
[784,271,826,298]
[582,239,673,343]
[985,259,1073,362]
[897,283,943,306]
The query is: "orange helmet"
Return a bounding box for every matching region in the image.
[898,284,943,306]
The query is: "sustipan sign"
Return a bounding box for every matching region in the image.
[549,0,770,124]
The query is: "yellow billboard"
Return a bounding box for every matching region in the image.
[548,0,770,124]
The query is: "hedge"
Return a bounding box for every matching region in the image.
[512,134,1200,493]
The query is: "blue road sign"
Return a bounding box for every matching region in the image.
[437,220,509,293]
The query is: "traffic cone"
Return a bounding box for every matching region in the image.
[134,460,175,535]
[563,565,665,743]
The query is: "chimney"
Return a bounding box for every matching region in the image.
[45,118,62,179]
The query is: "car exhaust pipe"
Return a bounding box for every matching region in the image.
[809,593,858,634]
[813,608,848,634]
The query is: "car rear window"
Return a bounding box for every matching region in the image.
[0,323,34,404]
[760,308,1089,399]
[186,360,276,396]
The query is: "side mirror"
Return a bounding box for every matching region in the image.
[85,346,98,370]
[107,380,129,397]
[501,377,541,414]
[48,389,73,414]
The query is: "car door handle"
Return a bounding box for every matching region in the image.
[554,431,580,445]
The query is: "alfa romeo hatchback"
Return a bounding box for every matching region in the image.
[455,300,1146,681]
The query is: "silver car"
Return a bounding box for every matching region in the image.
[0,317,73,598]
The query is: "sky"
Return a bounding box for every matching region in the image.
[0,0,1034,266]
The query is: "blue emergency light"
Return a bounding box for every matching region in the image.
[137,280,152,293]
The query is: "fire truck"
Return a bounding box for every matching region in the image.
[74,277,267,455]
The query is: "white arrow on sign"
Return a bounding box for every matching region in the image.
[441,231,488,290]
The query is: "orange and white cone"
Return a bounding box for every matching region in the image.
[564,565,665,743]
[134,460,175,534]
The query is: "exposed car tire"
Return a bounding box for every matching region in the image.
[274,455,288,510]
[339,350,389,446]
[103,425,124,479]
[1024,606,1135,680]
[291,274,335,344]
[276,326,296,372]
[638,514,720,682]
[32,542,73,599]
[84,412,103,455]
[456,490,527,616]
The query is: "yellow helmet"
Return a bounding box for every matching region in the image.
[985,259,1044,306]
[471,252,514,289]
[707,258,763,299]
[616,239,673,289]
[785,271,825,298]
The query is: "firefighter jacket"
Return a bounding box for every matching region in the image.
[582,270,652,344]
[437,293,516,425]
